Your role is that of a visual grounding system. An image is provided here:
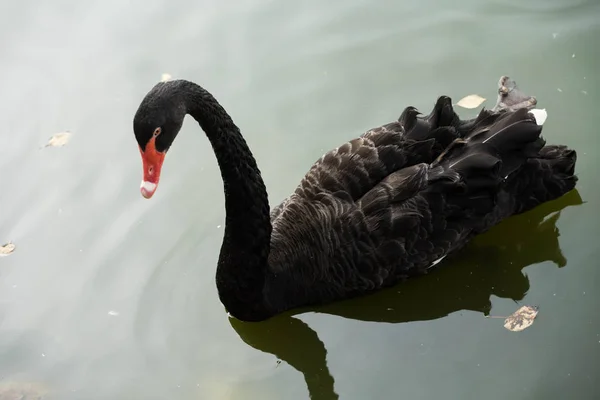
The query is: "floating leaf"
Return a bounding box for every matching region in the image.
[503,305,539,332]
[456,94,486,109]
[45,131,71,147]
[529,108,548,126]
[0,241,15,257]
[161,73,172,82]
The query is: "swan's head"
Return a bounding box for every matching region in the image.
[133,81,186,199]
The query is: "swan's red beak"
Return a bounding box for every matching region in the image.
[139,137,165,199]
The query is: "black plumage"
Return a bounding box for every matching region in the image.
[133,78,577,322]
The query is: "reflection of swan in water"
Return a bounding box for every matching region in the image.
[229,189,583,400]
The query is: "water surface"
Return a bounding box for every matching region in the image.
[0,0,599,399]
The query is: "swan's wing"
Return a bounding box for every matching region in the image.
[268,133,441,226]
[269,96,488,224]
[265,163,463,307]
[292,131,436,201]
[291,98,467,202]
[267,127,414,222]
[355,164,467,276]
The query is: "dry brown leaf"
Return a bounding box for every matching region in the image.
[503,305,539,332]
[456,94,486,109]
[45,131,71,147]
[0,241,15,256]
[161,73,172,82]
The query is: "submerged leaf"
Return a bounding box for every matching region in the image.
[0,242,15,256]
[456,94,486,109]
[529,108,548,126]
[0,381,51,399]
[503,305,539,332]
[45,131,71,147]
[161,73,172,82]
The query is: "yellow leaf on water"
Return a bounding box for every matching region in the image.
[0,241,15,256]
[456,94,486,109]
[161,73,172,82]
[45,131,71,147]
[503,305,539,332]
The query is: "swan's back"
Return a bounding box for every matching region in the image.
[263,102,577,312]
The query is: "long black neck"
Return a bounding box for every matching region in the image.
[179,80,273,321]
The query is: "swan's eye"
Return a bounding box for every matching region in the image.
[153,127,161,137]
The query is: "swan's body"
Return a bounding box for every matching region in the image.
[133,77,577,322]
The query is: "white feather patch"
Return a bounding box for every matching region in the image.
[529,108,548,126]
[427,255,447,269]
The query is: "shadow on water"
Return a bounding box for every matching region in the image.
[229,189,583,400]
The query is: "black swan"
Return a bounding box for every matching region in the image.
[132,76,577,322]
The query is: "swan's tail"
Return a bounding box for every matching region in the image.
[508,144,578,215]
[430,107,544,181]
[425,108,561,221]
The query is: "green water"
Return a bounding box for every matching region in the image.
[0,0,599,399]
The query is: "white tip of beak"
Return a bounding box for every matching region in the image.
[140,181,157,199]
